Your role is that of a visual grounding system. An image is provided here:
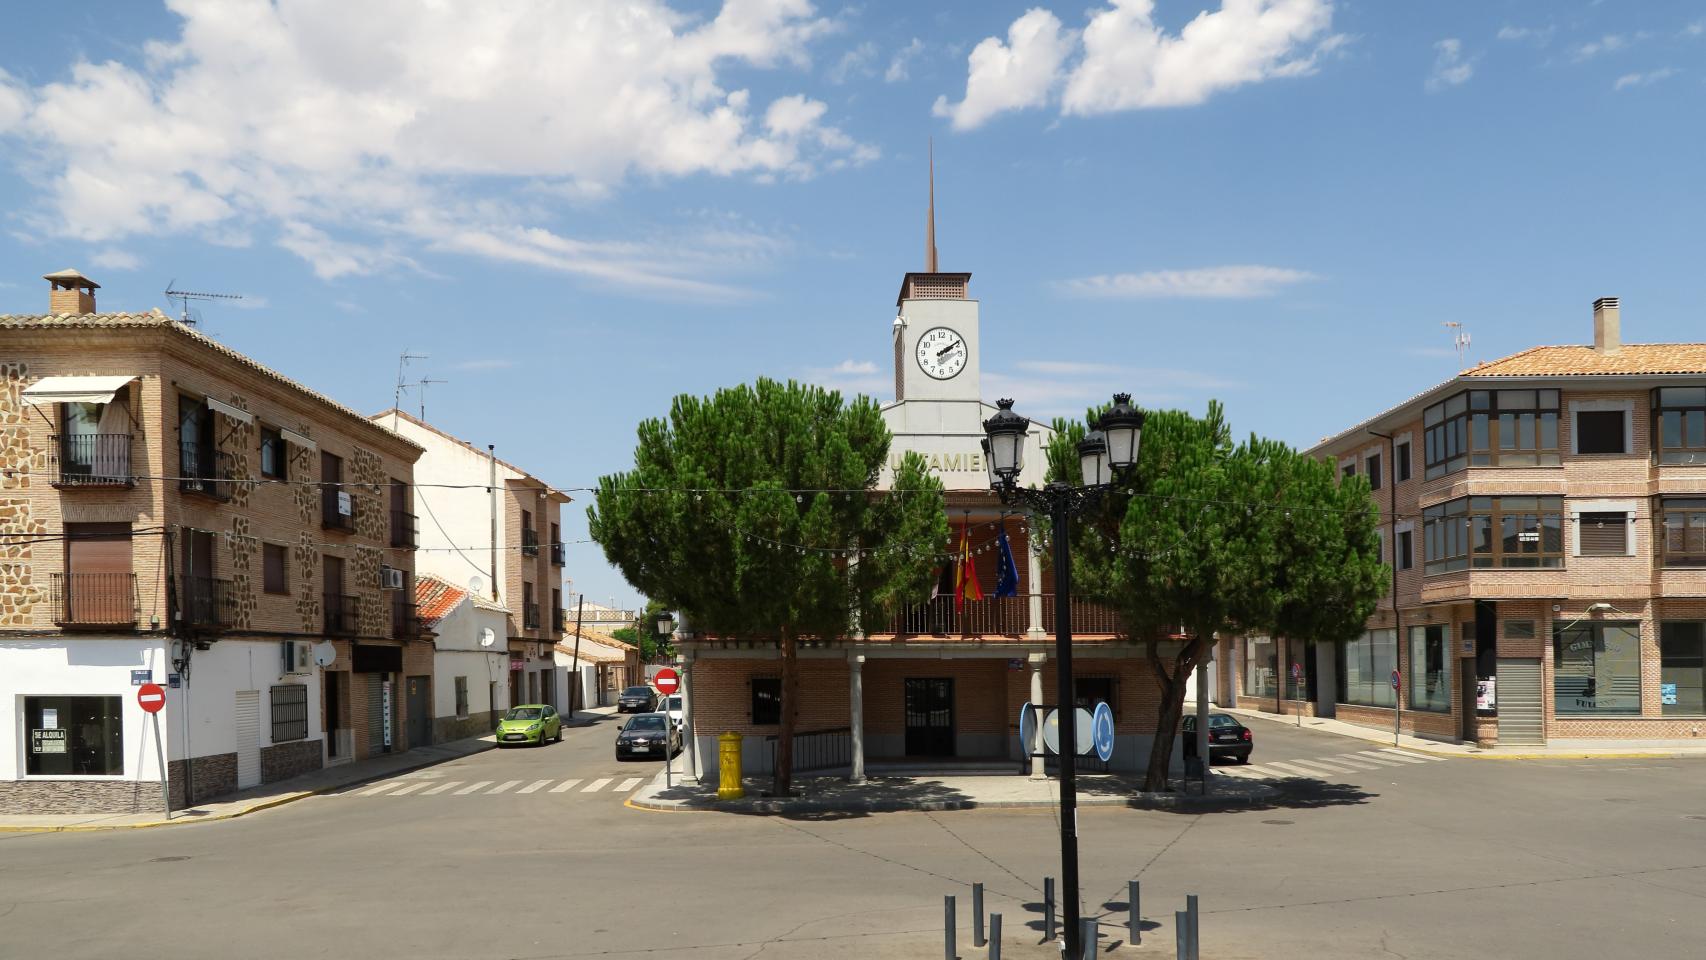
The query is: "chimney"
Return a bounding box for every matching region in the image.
[1593,297,1621,355]
[43,269,99,315]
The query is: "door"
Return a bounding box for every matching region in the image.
[324,671,343,758]
[541,669,556,711]
[64,522,132,624]
[904,678,955,757]
[1496,658,1544,745]
[364,673,386,754]
[234,691,261,789]
[489,681,500,728]
[406,675,431,748]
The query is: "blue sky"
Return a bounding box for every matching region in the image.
[4,0,1706,606]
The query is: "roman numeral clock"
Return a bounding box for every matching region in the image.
[915,326,967,380]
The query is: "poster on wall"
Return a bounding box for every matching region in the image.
[1661,683,1678,706]
[382,680,394,748]
[31,729,67,754]
[41,708,58,729]
[1476,677,1497,714]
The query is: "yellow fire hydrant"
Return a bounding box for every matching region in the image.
[717,731,745,801]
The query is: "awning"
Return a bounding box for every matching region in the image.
[20,375,137,406]
[280,428,317,450]
[205,397,254,425]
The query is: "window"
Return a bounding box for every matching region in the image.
[1284,641,1310,701]
[24,695,123,776]
[1660,622,1705,716]
[259,427,287,479]
[1397,528,1413,570]
[1659,498,1706,567]
[1575,410,1627,455]
[1341,461,1356,480]
[1395,440,1412,482]
[1423,392,1469,479]
[1337,629,1396,708]
[750,677,782,725]
[321,451,352,531]
[454,676,470,719]
[1407,625,1451,712]
[1423,496,1563,574]
[1374,529,1386,565]
[1653,387,1706,465]
[1366,452,1382,491]
[1243,636,1277,697]
[1577,511,1629,556]
[1075,676,1118,719]
[1555,622,1642,715]
[1425,390,1561,478]
[270,685,309,742]
[263,543,288,594]
[1504,619,1536,641]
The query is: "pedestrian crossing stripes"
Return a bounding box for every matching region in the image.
[1216,750,1443,782]
[343,775,648,799]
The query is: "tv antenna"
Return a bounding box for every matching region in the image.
[1443,321,1472,370]
[391,350,429,430]
[163,280,243,327]
[412,376,448,421]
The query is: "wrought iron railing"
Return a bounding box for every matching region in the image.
[768,727,852,775]
[1041,595,1122,634]
[891,595,1031,637]
[523,602,541,630]
[550,541,566,566]
[50,573,136,626]
[552,606,565,635]
[178,441,234,500]
[49,434,133,487]
[391,599,418,639]
[390,510,417,548]
[521,528,540,557]
[322,486,356,531]
[180,576,234,631]
[324,593,360,636]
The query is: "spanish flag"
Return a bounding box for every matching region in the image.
[955,524,984,611]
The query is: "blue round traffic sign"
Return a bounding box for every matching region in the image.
[1091,701,1116,762]
[1390,669,1401,690]
[1018,701,1036,755]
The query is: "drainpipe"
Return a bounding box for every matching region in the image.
[1368,430,1401,741]
[488,445,499,603]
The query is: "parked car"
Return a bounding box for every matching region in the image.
[497,704,563,747]
[657,694,683,729]
[617,685,658,713]
[1181,712,1253,764]
[615,713,681,760]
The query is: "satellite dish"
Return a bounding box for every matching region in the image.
[479,627,496,648]
[311,641,337,668]
[467,575,485,597]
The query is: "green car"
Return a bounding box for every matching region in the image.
[496,705,563,747]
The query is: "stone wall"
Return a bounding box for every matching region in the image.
[0,778,171,815]
[170,752,237,807]
[433,713,493,744]
[260,738,323,784]
[0,361,45,626]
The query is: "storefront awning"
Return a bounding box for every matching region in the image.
[205,397,254,425]
[20,374,137,406]
[280,428,316,450]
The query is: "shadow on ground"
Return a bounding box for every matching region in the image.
[644,775,978,820]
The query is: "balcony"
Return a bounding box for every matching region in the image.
[390,510,417,548]
[551,606,565,635]
[50,573,136,628]
[521,528,540,558]
[887,595,1122,638]
[391,599,419,639]
[324,593,361,636]
[180,576,235,632]
[549,541,566,566]
[49,434,133,488]
[523,602,541,631]
[321,485,356,532]
[179,442,235,501]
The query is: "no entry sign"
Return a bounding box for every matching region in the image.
[137,683,166,714]
[654,668,680,695]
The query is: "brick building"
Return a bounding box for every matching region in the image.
[1221,299,1706,747]
[1,270,426,814]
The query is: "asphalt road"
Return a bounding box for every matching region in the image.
[3,712,1703,960]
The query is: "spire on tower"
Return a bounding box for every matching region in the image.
[925,138,939,273]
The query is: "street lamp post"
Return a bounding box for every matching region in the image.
[982,393,1143,959]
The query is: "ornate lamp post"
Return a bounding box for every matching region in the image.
[982,393,1144,957]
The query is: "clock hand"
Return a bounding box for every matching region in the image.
[937,339,962,358]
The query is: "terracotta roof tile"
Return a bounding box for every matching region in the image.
[1463,343,1706,377]
[415,574,467,627]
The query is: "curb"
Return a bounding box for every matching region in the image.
[1220,708,1706,762]
[624,783,1278,816]
[0,740,497,834]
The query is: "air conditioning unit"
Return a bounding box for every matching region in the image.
[380,566,405,591]
[282,639,313,675]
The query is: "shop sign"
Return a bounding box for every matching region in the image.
[509,656,525,672]
[131,669,153,686]
[31,729,67,754]
[1662,682,1678,706]
[381,680,393,748]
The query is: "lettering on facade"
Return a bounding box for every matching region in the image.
[890,450,984,473]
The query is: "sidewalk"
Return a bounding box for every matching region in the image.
[1216,703,1706,759]
[1,733,499,834]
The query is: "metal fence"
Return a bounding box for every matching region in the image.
[768,727,852,774]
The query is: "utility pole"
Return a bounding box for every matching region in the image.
[568,595,585,718]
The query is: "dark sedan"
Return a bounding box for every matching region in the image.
[1182,713,1253,764]
[617,685,658,713]
[615,713,681,761]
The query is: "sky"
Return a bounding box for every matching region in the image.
[4,0,1706,607]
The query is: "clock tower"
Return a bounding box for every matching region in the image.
[892,144,980,405]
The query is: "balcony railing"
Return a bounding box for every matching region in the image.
[49,434,133,487]
[1041,595,1122,635]
[886,595,1123,638]
[552,606,565,635]
[179,442,235,501]
[322,485,356,532]
[324,593,360,636]
[50,573,136,627]
[390,510,417,548]
[523,602,541,630]
[521,528,540,557]
[180,576,235,632]
[549,541,566,566]
[391,599,419,639]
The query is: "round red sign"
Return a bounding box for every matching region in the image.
[654,668,680,695]
[137,682,167,714]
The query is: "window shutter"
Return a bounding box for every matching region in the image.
[1579,512,1628,556]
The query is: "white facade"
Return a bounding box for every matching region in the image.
[427,591,512,727]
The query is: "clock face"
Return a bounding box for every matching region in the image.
[915,326,968,380]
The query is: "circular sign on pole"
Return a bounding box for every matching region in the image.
[1042,708,1060,755]
[1018,701,1036,756]
[654,668,680,695]
[1091,701,1116,762]
[137,683,166,714]
[1390,669,1401,691]
[1291,662,1303,681]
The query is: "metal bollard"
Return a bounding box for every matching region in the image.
[1175,911,1188,960]
[989,913,1002,960]
[1043,876,1055,942]
[1081,918,1097,959]
[1129,880,1140,945]
[1185,894,1200,960]
[972,882,985,947]
[944,895,956,960]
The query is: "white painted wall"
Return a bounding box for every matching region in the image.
[383,416,523,603]
[428,594,510,721]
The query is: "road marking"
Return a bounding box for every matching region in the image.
[582,777,613,793]
[357,781,404,796]
[487,779,523,794]
[1356,751,1411,765]
[518,779,554,794]
[1379,749,1441,762]
[387,782,427,796]
[454,780,493,795]
[549,779,583,793]
[1261,761,1329,778]
[1370,749,1430,764]
[1282,758,1354,775]
[617,777,644,792]
[1324,754,1387,769]
[1215,767,1266,779]
[1341,752,1402,767]
[423,781,463,795]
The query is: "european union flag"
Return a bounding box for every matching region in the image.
[994,523,1019,598]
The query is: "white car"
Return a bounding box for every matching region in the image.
[657,694,684,729]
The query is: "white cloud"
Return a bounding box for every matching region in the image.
[1573,34,1633,61]
[986,365,1239,418]
[886,38,925,82]
[0,0,872,297]
[803,358,887,395]
[1685,20,1705,38]
[1426,38,1474,92]
[1056,264,1317,299]
[829,41,877,84]
[935,1,1340,129]
[90,248,140,270]
[1613,67,1680,90]
[1496,25,1554,45]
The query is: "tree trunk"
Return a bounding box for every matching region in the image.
[1143,634,1206,792]
[773,625,798,796]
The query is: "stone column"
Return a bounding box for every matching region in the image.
[849,653,866,783]
[1028,651,1047,779]
[1026,539,1046,640]
[680,650,699,781]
